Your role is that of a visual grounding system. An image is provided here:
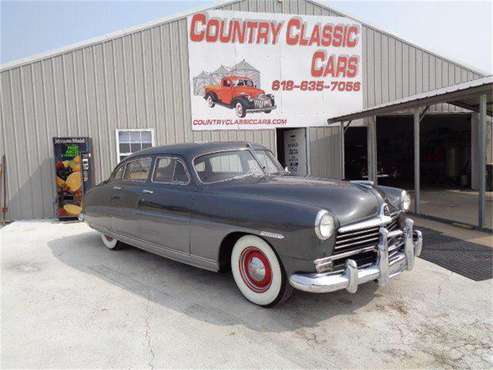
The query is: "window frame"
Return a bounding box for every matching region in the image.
[151,155,191,186]
[122,156,153,183]
[115,128,155,163]
[109,162,126,182]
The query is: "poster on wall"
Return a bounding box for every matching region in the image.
[187,10,363,130]
[53,137,92,220]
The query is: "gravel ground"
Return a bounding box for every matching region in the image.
[1,220,492,369]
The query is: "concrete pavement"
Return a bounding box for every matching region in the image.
[1,220,492,368]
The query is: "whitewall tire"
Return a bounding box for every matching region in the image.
[100,233,121,250]
[231,235,292,307]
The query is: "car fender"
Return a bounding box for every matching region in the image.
[190,191,334,273]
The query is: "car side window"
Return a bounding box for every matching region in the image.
[123,157,152,182]
[153,157,189,184]
[209,153,242,173]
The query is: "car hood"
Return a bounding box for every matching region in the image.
[237,87,265,97]
[208,175,385,226]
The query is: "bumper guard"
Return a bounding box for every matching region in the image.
[289,218,423,294]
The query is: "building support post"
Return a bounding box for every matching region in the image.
[305,127,311,176]
[478,94,487,228]
[340,121,345,179]
[367,116,377,184]
[413,109,421,214]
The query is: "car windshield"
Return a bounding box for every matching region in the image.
[194,150,264,183]
[235,79,254,87]
[254,150,285,175]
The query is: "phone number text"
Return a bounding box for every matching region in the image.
[271,80,361,92]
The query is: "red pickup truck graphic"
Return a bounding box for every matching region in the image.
[204,76,276,118]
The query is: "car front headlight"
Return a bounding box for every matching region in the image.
[400,190,411,212]
[315,210,335,240]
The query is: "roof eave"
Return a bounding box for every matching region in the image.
[327,77,493,123]
[0,0,242,73]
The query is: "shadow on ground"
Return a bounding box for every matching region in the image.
[47,230,379,332]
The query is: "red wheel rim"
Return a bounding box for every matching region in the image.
[239,247,272,293]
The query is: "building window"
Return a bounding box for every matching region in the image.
[116,129,155,163]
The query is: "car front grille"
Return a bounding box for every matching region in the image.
[254,95,272,108]
[334,217,400,254]
[314,215,406,273]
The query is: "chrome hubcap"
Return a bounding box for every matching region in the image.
[239,247,272,293]
[247,256,266,282]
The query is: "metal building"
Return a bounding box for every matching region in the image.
[0,0,487,221]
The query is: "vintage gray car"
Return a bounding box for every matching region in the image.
[82,142,423,307]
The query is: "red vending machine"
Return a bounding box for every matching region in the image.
[53,137,93,220]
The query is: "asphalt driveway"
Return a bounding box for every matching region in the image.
[1,221,492,368]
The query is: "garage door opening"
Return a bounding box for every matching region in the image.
[344,127,367,180]
[376,114,471,190]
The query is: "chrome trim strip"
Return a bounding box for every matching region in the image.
[316,245,377,264]
[404,218,415,270]
[350,180,374,187]
[259,231,285,240]
[336,226,379,238]
[335,232,380,245]
[377,227,390,286]
[246,105,277,112]
[334,236,380,249]
[338,215,393,233]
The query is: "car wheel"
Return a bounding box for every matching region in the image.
[231,235,292,307]
[206,94,215,108]
[100,233,121,250]
[234,101,247,118]
[264,110,272,114]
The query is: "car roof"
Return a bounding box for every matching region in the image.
[124,141,269,162]
[224,75,250,80]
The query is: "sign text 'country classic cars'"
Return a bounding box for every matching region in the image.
[187,11,363,130]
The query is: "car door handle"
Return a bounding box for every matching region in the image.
[113,186,122,190]
[142,189,154,194]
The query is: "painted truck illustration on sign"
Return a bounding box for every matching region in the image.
[204,76,276,118]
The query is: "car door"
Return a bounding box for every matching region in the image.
[220,79,233,104]
[111,156,153,239]
[98,163,125,233]
[136,155,193,254]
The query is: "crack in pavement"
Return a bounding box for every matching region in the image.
[144,291,156,370]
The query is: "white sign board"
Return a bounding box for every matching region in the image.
[187,10,363,130]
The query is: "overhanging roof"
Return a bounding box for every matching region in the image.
[327,76,493,123]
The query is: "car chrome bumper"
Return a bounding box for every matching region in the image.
[246,105,277,112]
[289,218,423,294]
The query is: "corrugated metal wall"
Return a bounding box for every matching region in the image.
[0,0,483,219]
